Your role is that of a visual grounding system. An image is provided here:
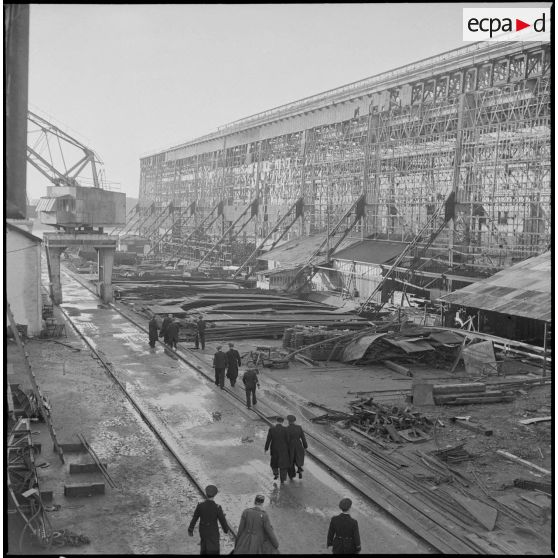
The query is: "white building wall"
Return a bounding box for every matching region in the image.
[6,226,42,336]
[333,260,384,304]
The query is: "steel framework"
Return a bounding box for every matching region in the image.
[138,42,550,276]
[27,110,105,190]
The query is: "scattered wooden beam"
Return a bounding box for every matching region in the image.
[383,360,412,377]
[513,478,552,494]
[518,416,551,425]
[450,417,493,436]
[350,425,387,448]
[496,450,551,475]
[432,383,485,395]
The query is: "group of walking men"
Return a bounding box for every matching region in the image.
[149,314,361,553]
[149,313,179,349]
[148,314,207,350]
[188,484,361,555]
[212,344,260,410]
[265,415,308,483]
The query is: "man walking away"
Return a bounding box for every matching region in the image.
[233,495,279,554]
[264,416,290,484]
[195,316,206,350]
[327,498,361,554]
[148,315,159,348]
[225,342,241,387]
[286,415,308,480]
[213,346,227,389]
[166,319,179,349]
[160,313,173,345]
[188,485,230,555]
[242,366,259,409]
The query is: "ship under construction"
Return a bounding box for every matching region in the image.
[133,40,550,300]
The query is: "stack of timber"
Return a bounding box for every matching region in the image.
[141,292,370,342]
[433,382,515,405]
[283,326,363,360]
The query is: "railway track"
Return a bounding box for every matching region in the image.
[57,267,487,554]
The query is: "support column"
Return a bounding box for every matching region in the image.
[97,247,115,303]
[45,246,66,305]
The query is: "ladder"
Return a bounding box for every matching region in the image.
[6,304,65,464]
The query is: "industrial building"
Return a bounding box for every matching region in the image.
[137,40,550,301]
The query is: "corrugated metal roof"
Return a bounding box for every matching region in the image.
[439,252,551,322]
[6,221,42,243]
[36,197,57,212]
[258,234,355,267]
[332,239,407,265]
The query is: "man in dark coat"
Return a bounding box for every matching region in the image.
[148,316,159,347]
[160,313,173,344]
[166,320,179,349]
[264,416,290,483]
[195,316,206,350]
[286,415,308,480]
[234,494,279,554]
[213,346,227,389]
[327,498,361,554]
[188,485,230,555]
[242,366,260,409]
[225,342,241,387]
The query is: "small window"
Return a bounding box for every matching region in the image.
[526,51,543,77]
[465,68,477,92]
[435,77,448,100]
[411,83,423,104]
[509,55,525,81]
[423,80,435,103]
[478,65,493,89]
[493,59,508,84]
[448,73,463,97]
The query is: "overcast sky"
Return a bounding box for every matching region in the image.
[27,3,549,201]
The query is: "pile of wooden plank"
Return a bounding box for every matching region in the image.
[432,383,515,405]
[431,442,472,463]
[139,290,371,342]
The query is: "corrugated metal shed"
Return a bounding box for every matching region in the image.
[258,234,355,267]
[439,252,551,322]
[332,239,407,264]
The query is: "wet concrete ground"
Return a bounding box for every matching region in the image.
[49,269,430,554]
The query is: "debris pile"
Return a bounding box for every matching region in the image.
[341,327,464,366]
[283,326,360,360]
[346,397,433,444]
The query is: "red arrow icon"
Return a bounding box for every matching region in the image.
[516,19,531,32]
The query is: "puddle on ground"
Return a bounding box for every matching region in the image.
[62,306,82,316]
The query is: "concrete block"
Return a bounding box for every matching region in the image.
[64,483,105,497]
[57,442,85,452]
[69,462,107,474]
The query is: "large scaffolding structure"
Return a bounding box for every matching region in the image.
[138,41,550,277]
